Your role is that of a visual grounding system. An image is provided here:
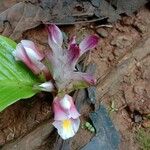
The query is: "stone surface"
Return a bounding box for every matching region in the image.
[81,105,120,150]
[2,121,54,150]
[96,28,108,38]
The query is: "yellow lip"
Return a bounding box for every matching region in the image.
[63,119,72,132]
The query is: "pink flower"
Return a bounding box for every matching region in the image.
[13,40,49,77]
[52,94,80,140]
[47,24,99,94]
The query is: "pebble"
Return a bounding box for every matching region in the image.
[134,114,142,123]
[96,28,108,38]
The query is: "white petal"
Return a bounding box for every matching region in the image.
[38,81,54,92]
[21,40,43,60]
[72,118,80,133]
[12,43,25,61]
[60,94,71,110]
[25,47,41,61]
[53,119,76,140]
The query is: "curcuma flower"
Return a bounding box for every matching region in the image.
[53,94,80,140]
[47,24,99,95]
[13,40,49,78]
[12,24,99,140]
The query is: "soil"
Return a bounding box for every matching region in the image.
[0,3,150,150]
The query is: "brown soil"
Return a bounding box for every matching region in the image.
[0,4,150,150]
[0,93,53,146]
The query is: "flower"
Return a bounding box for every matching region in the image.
[12,24,99,140]
[52,94,80,140]
[13,40,49,78]
[47,24,99,94]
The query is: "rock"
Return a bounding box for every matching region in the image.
[133,113,142,123]
[86,64,96,104]
[111,35,132,48]
[2,121,54,150]
[81,105,120,150]
[87,86,96,104]
[96,28,108,38]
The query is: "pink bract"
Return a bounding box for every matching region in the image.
[47,24,99,94]
[53,95,80,121]
[13,40,49,77]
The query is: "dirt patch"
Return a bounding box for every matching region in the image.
[94,6,150,150]
[0,93,53,146]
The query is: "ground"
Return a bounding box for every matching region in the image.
[0,4,150,150]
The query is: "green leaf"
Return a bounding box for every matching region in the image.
[0,35,40,111]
